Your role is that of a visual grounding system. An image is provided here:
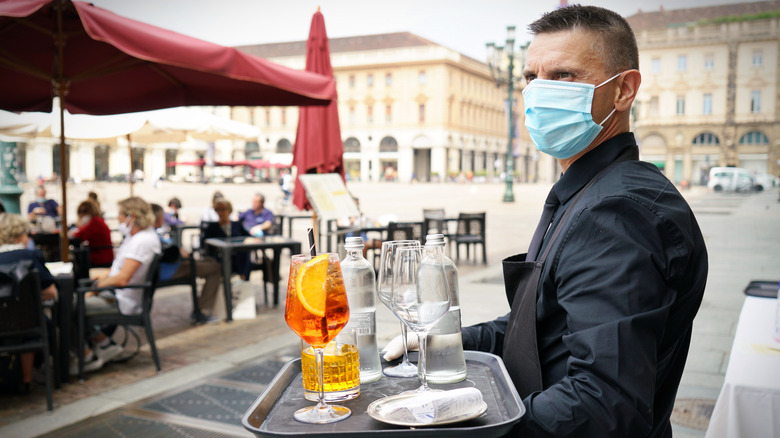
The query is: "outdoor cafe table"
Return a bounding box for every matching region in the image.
[705,295,780,438]
[205,236,301,321]
[44,262,75,385]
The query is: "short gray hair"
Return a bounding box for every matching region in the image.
[529,5,639,74]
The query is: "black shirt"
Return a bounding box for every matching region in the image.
[463,133,708,437]
[0,249,56,290]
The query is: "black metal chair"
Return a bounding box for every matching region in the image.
[422,208,448,239]
[390,221,424,243]
[70,243,115,282]
[451,212,487,264]
[155,245,203,320]
[199,221,271,304]
[75,253,163,381]
[370,222,415,269]
[0,261,54,411]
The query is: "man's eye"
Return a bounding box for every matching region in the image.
[525,75,536,83]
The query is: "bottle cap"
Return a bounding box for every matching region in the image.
[425,234,445,246]
[345,236,365,250]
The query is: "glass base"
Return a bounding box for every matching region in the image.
[293,404,351,424]
[383,360,418,378]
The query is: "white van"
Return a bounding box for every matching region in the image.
[707,167,754,192]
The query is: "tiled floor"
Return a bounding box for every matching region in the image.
[0,283,289,428]
[39,345,299,438]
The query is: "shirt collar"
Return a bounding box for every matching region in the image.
[551,132,639,205]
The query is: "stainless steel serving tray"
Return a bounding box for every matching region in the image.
[242,351,525,437]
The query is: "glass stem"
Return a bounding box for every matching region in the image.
[418,333,429,390]
[400,322,411,364]
[315,347,328,409]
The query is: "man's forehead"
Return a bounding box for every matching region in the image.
[525,30,602,70]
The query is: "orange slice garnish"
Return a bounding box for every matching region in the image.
[295,254,329,317]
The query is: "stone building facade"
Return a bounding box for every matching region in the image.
[234,32,548,184]
[627,1,780,185]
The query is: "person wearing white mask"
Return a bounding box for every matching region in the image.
[385,6,708,437]
[76,197,161,375]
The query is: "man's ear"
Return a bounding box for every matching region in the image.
[614,69,641,112]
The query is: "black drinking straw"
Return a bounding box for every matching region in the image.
[307,228,316,256]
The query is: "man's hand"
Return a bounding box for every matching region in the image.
[381,332,419,361]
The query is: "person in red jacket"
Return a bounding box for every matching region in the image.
[69,200,114,267]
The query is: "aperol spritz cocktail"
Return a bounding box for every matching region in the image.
[284,253,352,424]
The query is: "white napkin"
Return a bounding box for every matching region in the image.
[382,332,419,361]
[383,388,484,424]
[45,262,73,276]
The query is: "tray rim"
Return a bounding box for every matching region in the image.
[241,350,525,437]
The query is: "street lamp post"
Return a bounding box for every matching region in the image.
[486,25,522,203]
[0,140,24,213]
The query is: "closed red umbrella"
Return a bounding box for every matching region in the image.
[292,9,345,211]
[0,0,336,260]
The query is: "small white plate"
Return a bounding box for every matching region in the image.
[366,392,488,427]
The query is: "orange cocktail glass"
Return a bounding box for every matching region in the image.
[284,253,351,424]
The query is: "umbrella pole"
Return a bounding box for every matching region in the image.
[58,102,69,262]
[55,1,69,263]
[128,134,134,196]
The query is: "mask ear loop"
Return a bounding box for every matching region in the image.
[595,71,624,89]
[594,71,625,125]
[597,108,617,126]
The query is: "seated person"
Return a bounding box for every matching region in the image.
[87,191,102,216]
[27,186,60,222]
[78,197,161,374]
[165,197,185,227]
[68,200,114,267]
[202,199,253,280]
[0,213,58,394]
[239,193,275,237]
[151,204,221,323]
[200,191,224,223]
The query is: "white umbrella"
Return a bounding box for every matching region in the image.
[0,105,260,193]
[0,104,259,144]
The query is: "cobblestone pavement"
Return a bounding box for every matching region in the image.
[1,180,778,437]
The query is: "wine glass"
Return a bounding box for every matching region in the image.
[284,253,351,424]
[377,240,420,377]
[392,245,451,392]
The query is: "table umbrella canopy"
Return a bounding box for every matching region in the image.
[292,9,345,211]
[0,0,334,261]
[0,0,336,114]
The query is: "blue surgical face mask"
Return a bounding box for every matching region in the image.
[523,72,622,159]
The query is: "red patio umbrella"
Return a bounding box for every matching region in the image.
[166,160,207,167]
[0,0,336,260]
[292,9,345,211]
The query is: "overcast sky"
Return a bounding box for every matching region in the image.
[90,0,758,60]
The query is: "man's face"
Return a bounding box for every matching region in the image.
[154,214,164,229]
[36,187,46,198]
[252,196,263,212]
[523,29,617,127]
